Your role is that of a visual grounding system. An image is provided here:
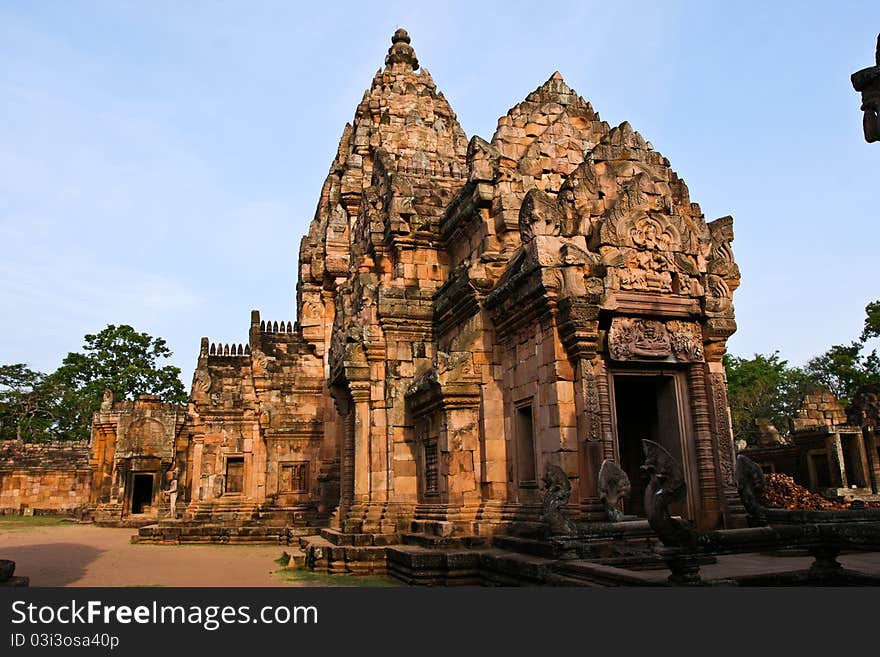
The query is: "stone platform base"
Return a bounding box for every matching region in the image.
[134,521,322,545]
[298,518,679,585]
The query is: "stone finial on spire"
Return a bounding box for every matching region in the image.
[851,32,880,142]
[385,28,419,71]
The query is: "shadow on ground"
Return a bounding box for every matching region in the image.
[274,568,399,587]
[0,542,105,586]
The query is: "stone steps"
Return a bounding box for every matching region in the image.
[547,560,661,586]
[477,548,559,585]
[386,545,482,585]
[400,532,491,549]
[318,528,397,546]
[300,534,389,575]
[135,522,321,545]
[491,535,561,559]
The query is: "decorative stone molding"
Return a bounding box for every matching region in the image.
[607,317,704,362]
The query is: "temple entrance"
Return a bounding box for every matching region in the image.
[225,457,244,494]
[130,474,154,514]
[612,373,689,518]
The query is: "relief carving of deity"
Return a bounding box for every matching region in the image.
[608,318,705,363]
[619,250,674,293]
[608,318,670,360]
[630,215,674,252]
[667,321,704,362]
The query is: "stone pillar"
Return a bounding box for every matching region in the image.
[855,433,872,489]
[865,428,880,493]
[351,382,371,502]
[249,421,266,502]
[686,365,721,528]
[704,361,746,527]
[479,376,507,501]
[828,434,846,488]
[191,438,204,501]
[594,361,615,462]
[574,357,602,503]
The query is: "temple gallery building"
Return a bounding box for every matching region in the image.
[6,30,751,551]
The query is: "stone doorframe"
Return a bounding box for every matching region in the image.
[605,366,702,522]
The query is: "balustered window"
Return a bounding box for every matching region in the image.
[424,440,439,496]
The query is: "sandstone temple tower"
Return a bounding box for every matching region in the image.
[89,29,743,546]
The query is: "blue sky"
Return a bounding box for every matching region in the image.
[1,1,878,381]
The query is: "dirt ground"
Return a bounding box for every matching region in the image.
[0,521,317,587]
[4,519,880,586]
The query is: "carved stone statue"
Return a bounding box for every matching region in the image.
[755,418,785,446]
[851,34,880,143]
[641,440,695,546]
[597,459,631,522]
[541,464,575,536]
[163,468,179,519]
[734,455,767,525]
[193,368,212,396]
[100,388,114,411]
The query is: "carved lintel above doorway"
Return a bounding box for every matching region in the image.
[607,317,704,363]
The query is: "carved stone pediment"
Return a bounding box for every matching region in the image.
[519,188,564,243]
[607,317,703,363]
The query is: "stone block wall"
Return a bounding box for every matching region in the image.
[791,391,848,432]
[0,440,91,513]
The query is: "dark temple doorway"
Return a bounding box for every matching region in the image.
[226,457,244,494]
[130,474,154,514]
[613,374,687,518]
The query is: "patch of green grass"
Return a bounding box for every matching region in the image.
[274,567,400,587]
[0,514,70,530]
[126,584,165,588]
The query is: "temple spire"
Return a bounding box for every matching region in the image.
[385,28,419,71]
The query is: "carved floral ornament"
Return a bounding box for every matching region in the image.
[607,317,704,362]
[629,214,676,251]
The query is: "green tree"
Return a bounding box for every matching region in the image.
[724,352,822,443]
[0,364,58,442]
[804,342,880,406]
[726,300,880,443]
[804,301,880,407]
[49,325,188,441]
[859,300,880,342]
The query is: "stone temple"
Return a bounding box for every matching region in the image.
[4,30,748,574]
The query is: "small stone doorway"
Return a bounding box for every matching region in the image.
[611,372,690,519]
[130,474,154,514]
[225,457,244,494]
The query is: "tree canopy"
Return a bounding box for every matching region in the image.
[726,300,880,443]
[0,325,187,442]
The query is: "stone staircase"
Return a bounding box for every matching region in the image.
[135,521,319,545]
[134,499,333,544]
[93,502,170,528]
[298,527,397,574]
[297,514,674,585]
